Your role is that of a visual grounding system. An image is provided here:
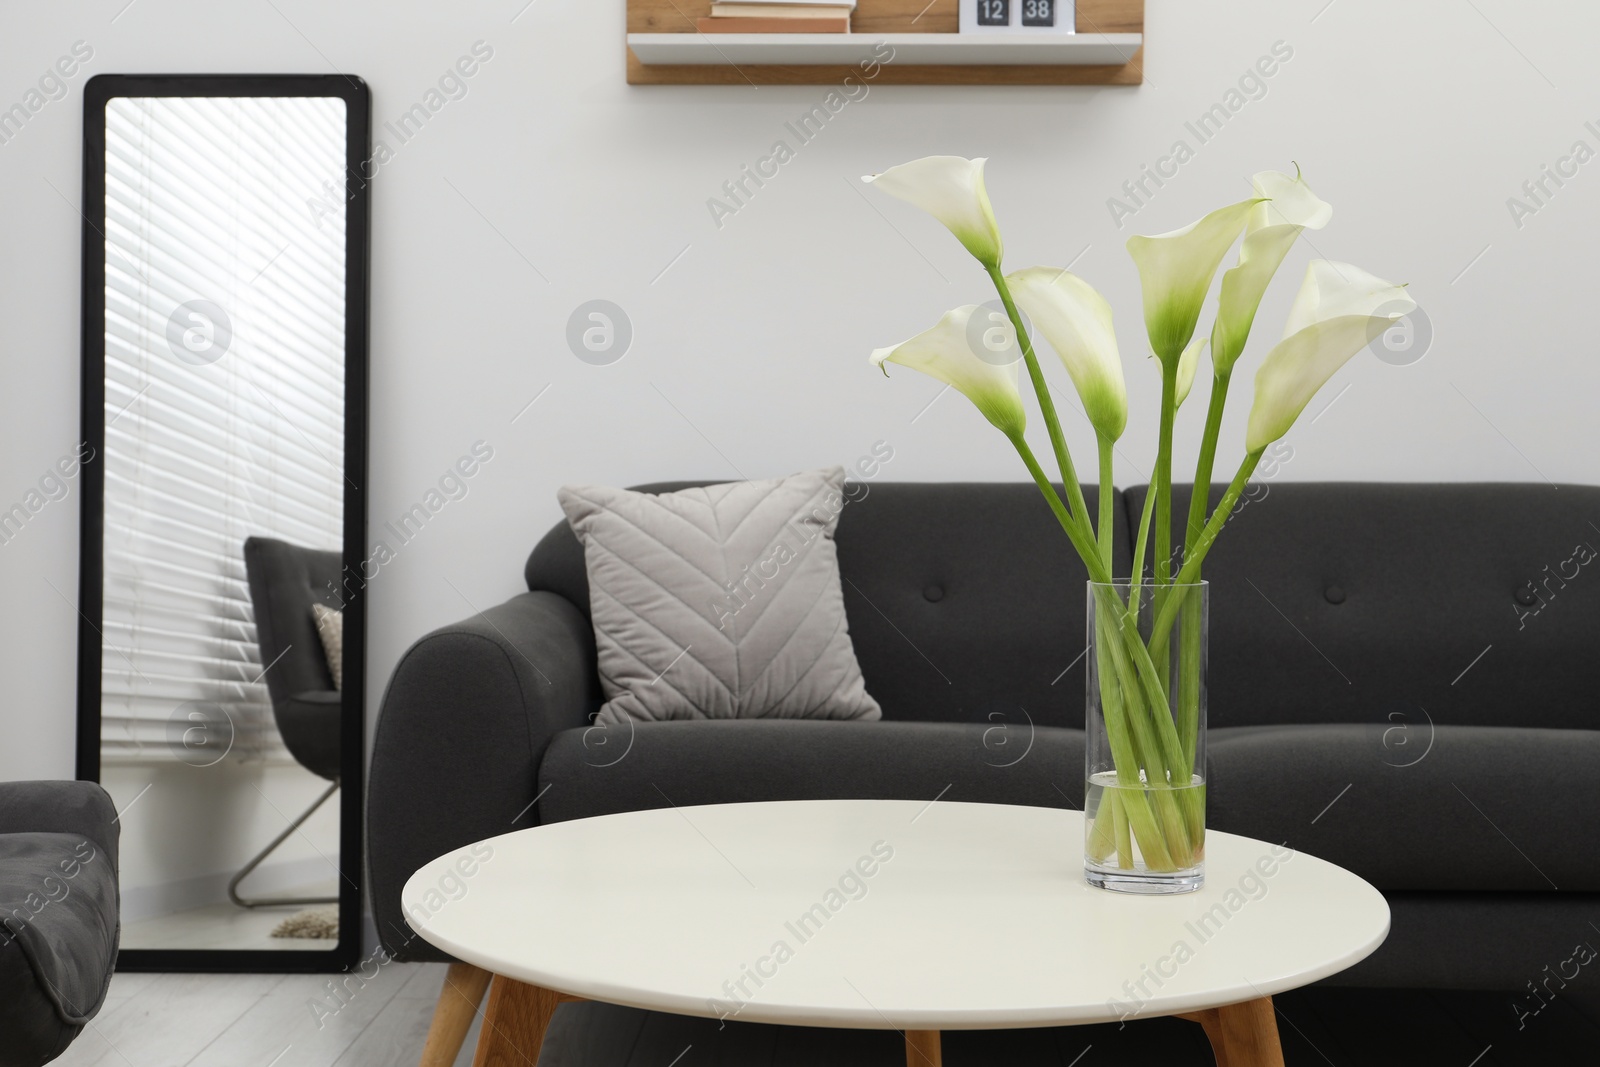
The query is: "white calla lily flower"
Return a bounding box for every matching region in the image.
[1212,169,1333,374]
[1245,261,1414,452]
[871,306,1026,437]
[863,156,1004,270]
[1175,336,1206,410]
[1007,267,1127,441]
[1127,198,1264,365]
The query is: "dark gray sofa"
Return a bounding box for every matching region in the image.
[369,481,1600,1060]
[0,780,121,1067]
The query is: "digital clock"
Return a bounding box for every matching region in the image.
[960,0,1075,33]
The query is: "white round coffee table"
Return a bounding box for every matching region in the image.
[404,799,1388,1066]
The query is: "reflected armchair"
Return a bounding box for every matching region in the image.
[235,535,343,908]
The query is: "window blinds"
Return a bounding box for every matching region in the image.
[101,96,347,763]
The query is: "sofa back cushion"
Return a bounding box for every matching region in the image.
[528,481,1124,729]
[1137,482,1600,730]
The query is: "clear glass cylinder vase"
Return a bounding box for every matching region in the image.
[1084,579,1207,894]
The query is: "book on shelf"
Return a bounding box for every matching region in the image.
[698,15,849,32]
[709,4,855,18]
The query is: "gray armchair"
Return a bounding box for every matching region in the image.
[0,780,120,1067]
[237,535,343,908]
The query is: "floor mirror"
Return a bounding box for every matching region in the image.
[76,75,370,972]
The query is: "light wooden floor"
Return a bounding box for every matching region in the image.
[53,963,479,1067]
[48,971,1600,1066]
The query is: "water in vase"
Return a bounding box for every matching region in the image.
[1084,771,1206,894]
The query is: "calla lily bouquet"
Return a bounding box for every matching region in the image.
[862,156,1412,879]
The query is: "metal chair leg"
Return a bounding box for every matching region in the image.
[228,779,341,908]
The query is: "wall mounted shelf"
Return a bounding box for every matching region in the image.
[628,32,1142,68]
[626,0,1144,86]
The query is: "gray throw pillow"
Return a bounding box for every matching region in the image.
[558,467,881,726]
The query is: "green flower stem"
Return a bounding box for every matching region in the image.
[1099,593,1202,872]
[1112,790,1133,868]
[1014,431,1186,869]
[991,280,1188,796]
[1129,482,1157,594]
[1177,596,1202,774]
[1097,432,1115,573]
[1184,781,1207,860]
[1012,432,1200,872]
[1125,489,1166,778]
[1153,361,1179,588]
[1097,605,1169,783]
[1147,362,1181,696]
[1086,777,1135,870]
[1087,794,1117,864]
[1090,582,1203,871]
[1153,787,1194,868]
[1186,369,1233,554]
[1152,449,1265,648]
[1171,371,1233,776]
[1112,605,1190,779]
[1098,597,1202,868]
[1092,574,1199,854]
[1011,435,1108,583]
[1092,608,1176,870]
[988,266,1097,552]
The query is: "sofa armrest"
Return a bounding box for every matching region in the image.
[367,591,599,960]
[0,781,119,870]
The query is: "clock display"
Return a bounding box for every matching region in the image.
[960,0,1074,33]
[1021,0,1055,26]
[977,0,1009,25]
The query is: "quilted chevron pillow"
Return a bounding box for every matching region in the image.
[558,467,881,726]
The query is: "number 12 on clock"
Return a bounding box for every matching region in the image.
[959,0,1075,32]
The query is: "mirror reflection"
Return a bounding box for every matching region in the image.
[98,95,348,952]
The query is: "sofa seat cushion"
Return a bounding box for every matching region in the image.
[536,719,1086,824]
[0,831,119,1066]
[1208,724,1600,891]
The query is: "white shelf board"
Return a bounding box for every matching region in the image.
[627,32,1142,66]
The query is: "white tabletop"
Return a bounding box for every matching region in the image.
[404,799,1388,1030]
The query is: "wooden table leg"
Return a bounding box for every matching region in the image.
[904,1029,942,1067]
[471,975,583,1067]
[420,962,491,1067]
[1179,997,1285,1067]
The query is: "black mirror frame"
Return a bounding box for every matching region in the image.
[75,74,370,974]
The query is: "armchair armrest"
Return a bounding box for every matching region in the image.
[0,781,118,871]
[367,590,598,961]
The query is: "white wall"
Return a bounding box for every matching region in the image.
[3,0,1596,785]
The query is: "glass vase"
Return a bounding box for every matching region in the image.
[1084,579,1207,894]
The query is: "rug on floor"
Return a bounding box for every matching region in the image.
[271,906,339,939]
